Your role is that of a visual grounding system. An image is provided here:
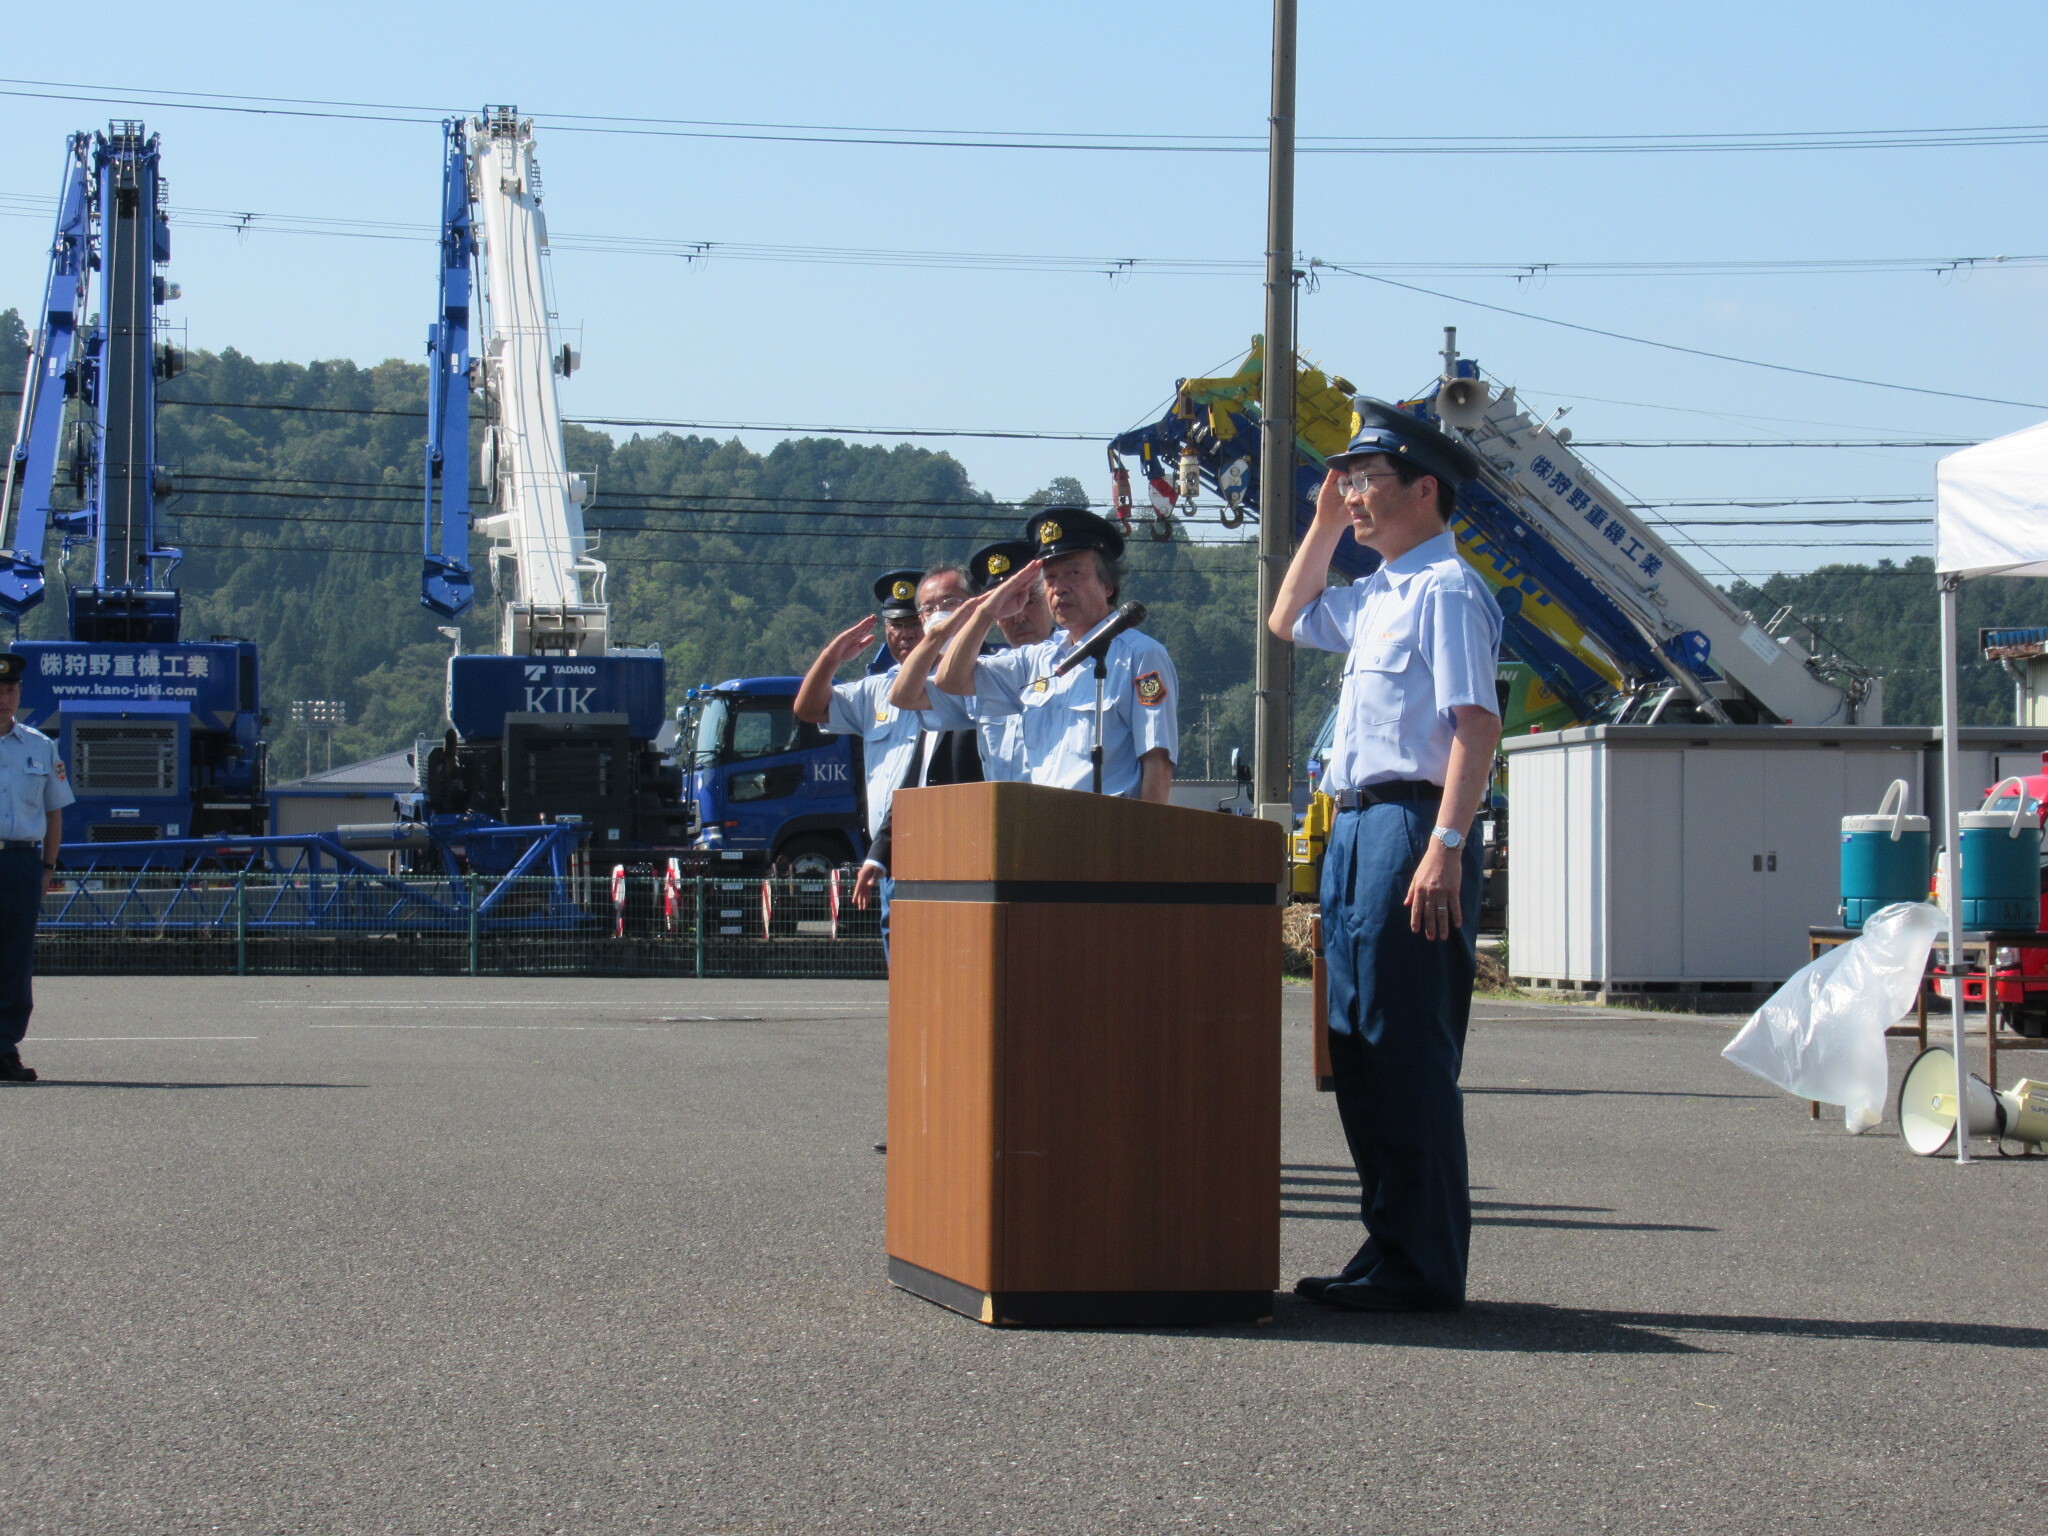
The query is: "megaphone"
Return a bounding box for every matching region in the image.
[1436,376,1492,431]
[1898,1047,2048,1155]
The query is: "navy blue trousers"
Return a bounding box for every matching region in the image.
[0,846,45,1052]
[1320,801,1485,1306]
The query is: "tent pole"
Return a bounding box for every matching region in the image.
[1939,574,1972,1165]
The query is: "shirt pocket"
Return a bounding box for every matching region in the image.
[1344,641,1413,726]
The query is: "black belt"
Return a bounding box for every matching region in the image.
[0,840,40,851]
[1332,781,1441,811]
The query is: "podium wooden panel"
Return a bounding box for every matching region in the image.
[885,782,1284,1327]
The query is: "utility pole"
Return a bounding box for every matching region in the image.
[1253,0,1298,826]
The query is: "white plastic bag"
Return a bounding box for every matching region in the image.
[1721,901,1941,1132]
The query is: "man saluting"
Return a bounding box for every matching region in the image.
[932,506,1177,802]
[1266,400,1502,1314]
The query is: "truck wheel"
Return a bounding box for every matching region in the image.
[776,835,849,877]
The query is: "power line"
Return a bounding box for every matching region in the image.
[1315,262,2048,411]
[6,79,2048,155]
[8,191,2039,284]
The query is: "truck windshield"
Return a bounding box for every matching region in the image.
[693,698,729,768]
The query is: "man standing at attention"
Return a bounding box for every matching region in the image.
[0,652,74,1084]
[1266,401,1502,1313]
[932,507,1176,803]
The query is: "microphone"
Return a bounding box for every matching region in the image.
[1052,600,1148,678]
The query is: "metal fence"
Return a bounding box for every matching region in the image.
[34,869,886,979]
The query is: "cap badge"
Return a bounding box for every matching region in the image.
[986,553,1010,576]
[891,580,915,602]
[1038,520,1062,544]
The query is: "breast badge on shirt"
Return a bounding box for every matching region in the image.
[874,703,890,725]
[1028,677,1050,696]
[1135,672,1165,707]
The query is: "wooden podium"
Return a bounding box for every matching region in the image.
[885,781,1284,1327]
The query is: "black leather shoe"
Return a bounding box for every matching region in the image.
[1321,1281,1458,1314]
[0,1055,37,1083]
[1293,1274,1349,1301]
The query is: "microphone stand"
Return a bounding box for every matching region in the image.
[1091,652,1107,795]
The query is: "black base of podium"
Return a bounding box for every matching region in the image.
[888,1257,1274,1329]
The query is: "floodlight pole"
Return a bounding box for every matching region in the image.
[1938,574,1971,1163]
[1253,0,1298,825]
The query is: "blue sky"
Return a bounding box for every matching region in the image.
[0,0,2044,585]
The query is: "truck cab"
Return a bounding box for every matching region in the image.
[683,677,866,874]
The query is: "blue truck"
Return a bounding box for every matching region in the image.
[680,676,866,874]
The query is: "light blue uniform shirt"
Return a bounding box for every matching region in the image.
[967,627,1179,798]
[824,666,923,840]
[0,722,75,842]
[1291,530,1502,791]
[912,679,1028,783]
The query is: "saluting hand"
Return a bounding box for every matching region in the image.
[1315,468,1351,528]
[824,615,878,664]
[983,560,1043,623]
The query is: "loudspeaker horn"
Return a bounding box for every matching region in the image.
[1436,376,1492,430]
[1898,1047,2048,1155]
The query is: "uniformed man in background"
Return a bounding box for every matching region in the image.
[1266,401,1502,1313]
[885,538,1051,784]
[0,653,74,1084]
[932,507,1177,802]
[794,566,971,949]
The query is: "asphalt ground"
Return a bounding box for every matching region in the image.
[1,976,2043,1535]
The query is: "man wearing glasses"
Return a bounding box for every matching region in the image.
[1266,399,1502,1314]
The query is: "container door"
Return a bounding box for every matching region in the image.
[1680,748,1767,978]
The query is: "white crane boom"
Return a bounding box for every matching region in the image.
[468,107,605,657]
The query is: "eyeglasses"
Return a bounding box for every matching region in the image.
[916,597,966,619]
[1336,469,1404,494]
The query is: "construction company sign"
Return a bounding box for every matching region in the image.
[15,641,240,718]
[446,653,666,740]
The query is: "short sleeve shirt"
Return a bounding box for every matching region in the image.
[914,680,1028,783]
[967,628,1179,797]
[0,722,75,841]
[1291,531,1501,791]
[823,667,923,839]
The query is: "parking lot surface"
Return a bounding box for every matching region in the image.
[0,976,2040,1534]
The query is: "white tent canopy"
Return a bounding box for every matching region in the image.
[1936,419,2048,578]
[1931,416,2048,1162]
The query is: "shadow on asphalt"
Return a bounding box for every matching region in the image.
[1117,1301,2048,1355]
[15,1080,364,1091]
[1465,1085,1769,1100]
[1280,1206,1714,1232]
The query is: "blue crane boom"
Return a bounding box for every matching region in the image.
[422,117,476,619]
[0,123,269,854]
[0,132,92,619]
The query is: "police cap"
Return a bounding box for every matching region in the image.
[873,568,924,619]
[1023,504,1124,564]
[1327,398,1480,492]
[0,653,23,685]
[968,539,1035,595]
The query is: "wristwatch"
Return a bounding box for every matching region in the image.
[1429,825,1465,851]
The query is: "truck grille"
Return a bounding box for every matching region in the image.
[73,724,178,793]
